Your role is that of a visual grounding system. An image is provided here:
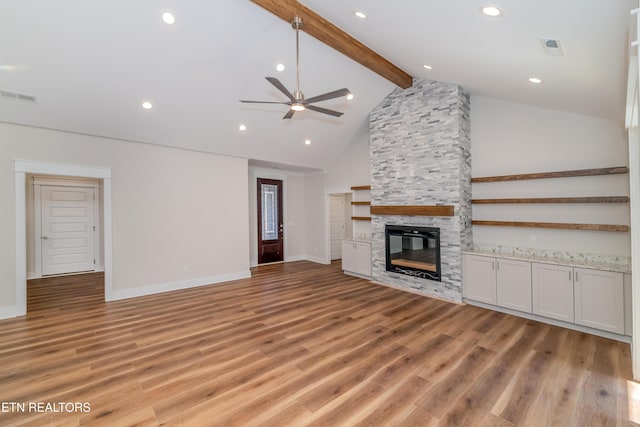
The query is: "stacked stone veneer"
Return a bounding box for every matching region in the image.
[370,79,471,303]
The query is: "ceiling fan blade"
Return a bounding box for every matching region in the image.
[306,105,344,117]
[239,100,289,104]
[266,77,295,102]
[305,88,351,104]
[282,109,295,120]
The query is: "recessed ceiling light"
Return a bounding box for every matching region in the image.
[141,101,153,110]
[162,12,176,25]
[276,63,285,72]
[354,11,367,19]
[481,6,502,17]
[347,93,354,100]
[238,124,247,131]
[528,77,543,84]
[423,64,433,70]
[305,139,311,145]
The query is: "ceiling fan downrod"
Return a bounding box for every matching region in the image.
[292,16,304,109]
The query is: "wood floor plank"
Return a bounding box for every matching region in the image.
[0,261,634,426]
[417,345,495,419]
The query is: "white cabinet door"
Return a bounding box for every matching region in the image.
[532,263,574,323]
[463,255,496,305]
[496,259,532,313]
[574,268,624,334]
[355,242,372,277]
[342,240,371,277]
[341,241,357,273]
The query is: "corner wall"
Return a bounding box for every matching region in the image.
[471,96,630,257]
[0,122,251,316]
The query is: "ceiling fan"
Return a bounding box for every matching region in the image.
[240,16,351,119]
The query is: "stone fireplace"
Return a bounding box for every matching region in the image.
[370,79,471,303]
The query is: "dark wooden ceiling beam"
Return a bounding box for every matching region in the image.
[249,0,413,89]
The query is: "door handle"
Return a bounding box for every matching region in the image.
[42,236,48,240]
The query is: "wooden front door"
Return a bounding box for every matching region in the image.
[257,178,284,264]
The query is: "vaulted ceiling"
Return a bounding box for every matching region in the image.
[0,0,634,171]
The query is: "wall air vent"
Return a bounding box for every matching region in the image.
[0,89,37,103]
[539,38,564,57]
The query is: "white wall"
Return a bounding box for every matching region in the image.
[0,122,251,314]
[248,167,307,266]
[304,173,328,263]
[324,127,371,193]
[471,96,630,256]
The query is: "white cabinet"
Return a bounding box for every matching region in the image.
[531,263,625,333]
[496,258,532,313]
[532,263,574,323]
[342,240,371,277]
[463,255,531,311]
[574,268,624,334]
[464,254,628,338]
[463,255,497,304]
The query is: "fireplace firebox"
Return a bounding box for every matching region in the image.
[385,225,441,281]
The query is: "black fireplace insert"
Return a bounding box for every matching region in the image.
[385,224,441,281]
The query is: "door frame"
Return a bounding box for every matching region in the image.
[249,168,290,267]
[329,193,347,260]
[13,160,112,318]
[257,177,284,264]
[324,188,351,265]
[33,176,101,278]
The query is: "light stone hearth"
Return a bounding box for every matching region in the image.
[369,78,471,303]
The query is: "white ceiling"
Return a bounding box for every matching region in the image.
[0,0,634,171]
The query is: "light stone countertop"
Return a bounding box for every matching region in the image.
[462,248,631,274]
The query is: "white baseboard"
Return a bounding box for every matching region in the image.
[0,305,25,320]
[465,299,631,343]
[252,255,329,266]
[304,255,331,265]
[27,271,37,280]
[108,270,252,302]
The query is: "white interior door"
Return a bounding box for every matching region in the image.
[330,194,346,260]
[41,185,95,275]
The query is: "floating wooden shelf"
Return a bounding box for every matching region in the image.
[472,196,630,204]
[370,205,454,217]
[351,201,371,206]
[351,185,371,191]
[471,167,628,183]
[351,216,372,221]
[472,220,629,232]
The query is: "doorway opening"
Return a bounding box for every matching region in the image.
[14,160,112,318]
[329,192,352,261]
[257,178,284,264]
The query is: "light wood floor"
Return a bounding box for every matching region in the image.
[0,261,638,426]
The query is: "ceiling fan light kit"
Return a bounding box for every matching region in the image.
[240,16,351,119]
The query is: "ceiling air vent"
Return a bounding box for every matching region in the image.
[539,38,564,57]
[0,89,37,103]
